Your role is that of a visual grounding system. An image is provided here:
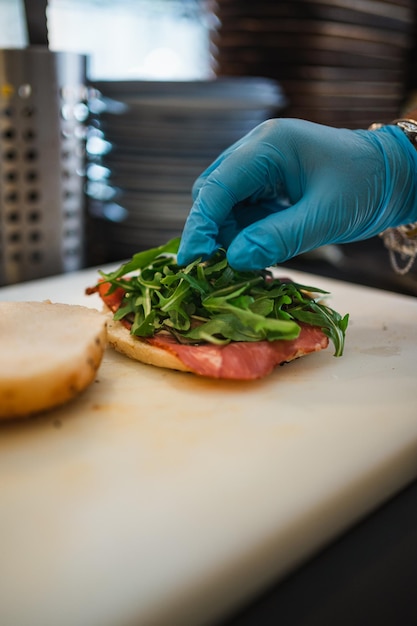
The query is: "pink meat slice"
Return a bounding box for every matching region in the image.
[148,324,329,380]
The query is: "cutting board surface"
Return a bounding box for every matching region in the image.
[0,267,416,626]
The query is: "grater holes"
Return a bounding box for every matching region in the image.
[6,210,20,223]
[21,105,35,118]
[2,106,13,118]
[5,228,43,264]
[5,190,18,204]
[64,207,78,220]
[1,82,86,282]
[64,225,79,239]
[22,128,36,141]
[28,230,41,243]
[26,189,40,204]
[63,188,75,200]
[8,231,21,244]
[4,148,17,161]
[2,127,16,140]
[30,250,43,263]
[64,245,80,260]
[25,169,38,183]
[24,148,38,162]
[4,169,18,183]
[10,250,22,263]
[27,209,41,223]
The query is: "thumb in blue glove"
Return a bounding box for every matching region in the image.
[177,118,417,270]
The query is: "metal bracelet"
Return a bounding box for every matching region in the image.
[369,119,417,275]
[378,223,417,275]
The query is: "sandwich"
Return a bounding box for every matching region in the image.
[87,238,348,380]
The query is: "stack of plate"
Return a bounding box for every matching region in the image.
[86,78,286,262]
[211,0,415,128]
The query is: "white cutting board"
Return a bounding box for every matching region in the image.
[0,266,416,626]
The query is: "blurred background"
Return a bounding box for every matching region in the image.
[0,0,416,295]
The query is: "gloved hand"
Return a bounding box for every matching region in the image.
[177,118,417,270]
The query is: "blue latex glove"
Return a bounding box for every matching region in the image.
[177,118,417,270]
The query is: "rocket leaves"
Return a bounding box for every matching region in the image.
[99,237,349,356]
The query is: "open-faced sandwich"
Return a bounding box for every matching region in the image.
[87,238,348,380]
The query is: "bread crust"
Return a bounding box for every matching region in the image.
[0,301,107,420]
[106,315,191,373]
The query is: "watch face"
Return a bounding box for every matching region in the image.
[398,121,417,133]
[396,121,417,147]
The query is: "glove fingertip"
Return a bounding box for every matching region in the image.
[177,238,217,267]
[227,243,272,271]
[176,249,191,266]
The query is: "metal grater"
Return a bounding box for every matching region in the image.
[0,47,87,285]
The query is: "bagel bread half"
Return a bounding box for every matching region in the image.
[0,301,107,420]
[105,312,191,373]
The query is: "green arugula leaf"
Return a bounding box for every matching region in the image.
[97,242,349,355]
[290,303,349,356]
[183,313,272,343]
[101,237,180,282]
[131,310,156,337]
[202,295,301,341]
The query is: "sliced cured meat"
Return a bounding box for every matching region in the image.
[92,282,125,312]
[148,325,328,380]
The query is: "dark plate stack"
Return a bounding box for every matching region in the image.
[211,0,415,128]
[87,78,286,262]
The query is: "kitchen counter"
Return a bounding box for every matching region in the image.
[0,265,416,626]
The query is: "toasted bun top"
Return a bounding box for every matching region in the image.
[0,301,107,420]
